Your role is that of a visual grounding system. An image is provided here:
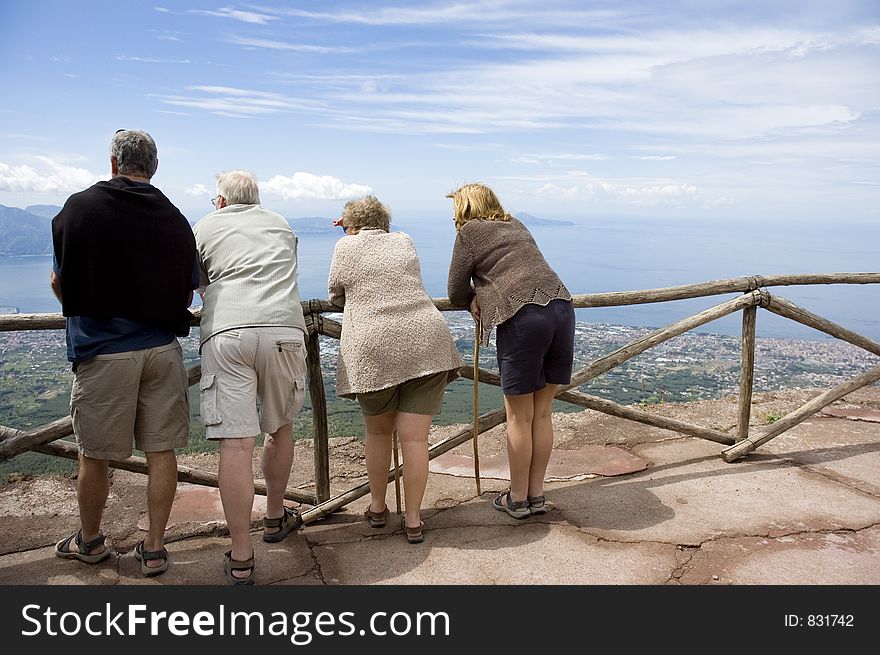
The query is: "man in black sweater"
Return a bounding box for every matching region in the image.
[50,129,196,577]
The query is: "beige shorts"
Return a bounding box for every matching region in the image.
[70,340,189,460]
[356,371,449,416]
[200,327,308,439]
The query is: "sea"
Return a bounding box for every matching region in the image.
[2,215,879,341]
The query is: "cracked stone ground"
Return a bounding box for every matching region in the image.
[1,388,878,585]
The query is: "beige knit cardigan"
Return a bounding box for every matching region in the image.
[447,217,571,346]
[329,229,462,398]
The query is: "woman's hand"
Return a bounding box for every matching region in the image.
[469,296,481,323]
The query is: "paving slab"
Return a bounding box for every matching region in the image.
[677,526,880,584]
[312,524,680,585]
[430,445,647,481]
[550,437,880,545]
[761,417,880,496]
[0,545,120,585]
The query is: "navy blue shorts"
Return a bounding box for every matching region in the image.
[496,299,575,395]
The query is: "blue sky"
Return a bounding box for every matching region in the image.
[0,0,878,223]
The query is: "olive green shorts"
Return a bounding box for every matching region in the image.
[356,371,448,416]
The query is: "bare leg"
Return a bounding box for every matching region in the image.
[528,385,557,498]
[75,454,109,555]
[262,423,294,527]
[143,449,178,568]
[502,392,536,503]
[363,412,396,514]
[219,437,256,578]
[396,412,433,529]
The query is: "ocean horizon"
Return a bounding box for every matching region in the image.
[2,214,879,341]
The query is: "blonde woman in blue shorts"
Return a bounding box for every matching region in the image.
[447,183,575,518]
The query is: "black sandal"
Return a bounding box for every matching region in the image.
[224,550,255,585]
[492,490,530,519]
[54,530,111,564]
[263,506,302,543]
[134,540,170,577]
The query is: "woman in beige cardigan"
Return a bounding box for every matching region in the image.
[329,196,461,543]
[447,183,575,519]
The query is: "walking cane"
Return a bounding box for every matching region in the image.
[472,322,482,496]
[392,429,402,514]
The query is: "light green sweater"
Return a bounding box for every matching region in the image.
[194,204,306,347]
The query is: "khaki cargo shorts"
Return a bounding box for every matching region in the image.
[70,340,189,460]
[199,327,308,439]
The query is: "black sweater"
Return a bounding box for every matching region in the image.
[51,177,196,335]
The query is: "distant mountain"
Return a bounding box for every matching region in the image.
[0,205,52,256]
[287,216,337,235]
[514,211,574,226]
[24,205,62,219]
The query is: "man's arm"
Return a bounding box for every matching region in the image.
[50,271,62,303]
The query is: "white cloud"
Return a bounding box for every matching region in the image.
[116,55,191,64]
[526,171,701,207]
[267,2,629,28]
[153,86,328,118]
[185,183,208,197]
[633,155,676,160]
[303,21,877,146]
[188,8,279,24]
[261,172,372,200]
[0,157,104,194]
[225,35,357,54]
[513,153,606,164]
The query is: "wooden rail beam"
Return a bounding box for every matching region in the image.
[562,291,763,391]
[435,273,880,312]
[300,407,508,524]
[722,364,880,462]
[765,296,880,357]
[0,417,74,461]
[459,367,735,445]
[33,438,316,504]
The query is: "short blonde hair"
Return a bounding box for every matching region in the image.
[447,183,511,231]
[340,195,390,232]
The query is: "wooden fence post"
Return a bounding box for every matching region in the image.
[738,305,757,442]
[306,309,331,503]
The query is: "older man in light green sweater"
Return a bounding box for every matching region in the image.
[194,170,308,585]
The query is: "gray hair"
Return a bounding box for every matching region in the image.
[216,170,260,205]
[110,130,158,179]
[340,195,390,232]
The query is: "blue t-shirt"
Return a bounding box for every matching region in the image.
[54,255,199,363]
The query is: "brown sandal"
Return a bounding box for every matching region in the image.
[364,505,389,528]
[263,506,302,543]
[224,550,255,586]
[403,519,425,544]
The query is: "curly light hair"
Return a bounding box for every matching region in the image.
[447,183,512,231]
[340,195,390,232]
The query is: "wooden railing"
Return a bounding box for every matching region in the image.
[2,273,879,525]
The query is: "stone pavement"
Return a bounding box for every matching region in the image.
[1,389,878,585]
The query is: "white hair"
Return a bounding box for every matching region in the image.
[216,170,260,205]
